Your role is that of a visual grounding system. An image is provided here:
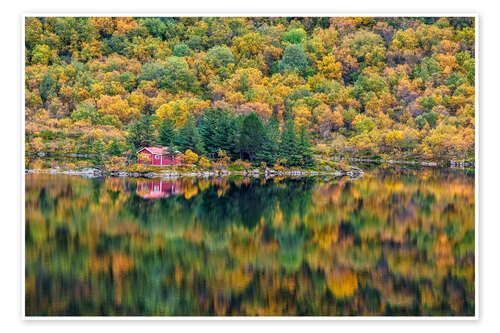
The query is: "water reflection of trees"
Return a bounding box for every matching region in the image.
[25,169,475,316]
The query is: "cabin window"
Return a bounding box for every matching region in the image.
[155,155,160,160]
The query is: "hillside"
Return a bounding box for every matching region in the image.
[24,17,475,168]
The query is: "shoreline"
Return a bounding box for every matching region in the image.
[25,167,364,180]
[24,158,476,181]
[332,157,475,168]
[27,152,475,169]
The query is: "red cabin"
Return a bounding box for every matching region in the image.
[136,147,181,166]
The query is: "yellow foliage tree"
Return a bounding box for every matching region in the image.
[154,98,210,128]
[198,156,211,169]
[184,149,199,165]
[317,54,342,80]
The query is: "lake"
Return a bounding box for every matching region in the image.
[25,166,475,316]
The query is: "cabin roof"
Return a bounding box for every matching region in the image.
[137,147,178,155]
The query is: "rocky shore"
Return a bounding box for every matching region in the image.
[25,166,364,179]
[332,157,439,167]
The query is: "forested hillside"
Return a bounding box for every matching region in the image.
[25,17,475,167]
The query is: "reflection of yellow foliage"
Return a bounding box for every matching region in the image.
[273,204,283,228]
[313,224,339,249]
[384,179,404,192]
[183,185,199,199]
[326,271,358,299]
[25,164,475,316]
[105,177,124,192]
[241,291,291,316]
[183,224,203,244]
[387,291,415,307]
[224,268,254,293]
[112,252,134,278]
[421,285,438,308]
[214,291,231,316]
[174,268,184,286]
[198,179,210,191]
[25,276,36,296]
[434,234,455,266]
[229,224,279,264]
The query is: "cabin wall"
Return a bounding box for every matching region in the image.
[137,150,153,165]
[137,149,181,166]
[161,155,180,166]
[151,154,162,166]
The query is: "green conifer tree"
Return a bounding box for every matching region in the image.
[199,108,236,158]
[174,114,204,154]
[280,118,300,166]
[157,117,176,147]
[238,112,265,162]
[298,126,314,168]
[108,140,122,156]
[91,139,105,167]
[127,114,156,149]
[256,116,280,165]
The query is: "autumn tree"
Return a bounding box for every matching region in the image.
[283,28,307,44]
[71,101,99,124]
[163,56,197,92]
[183,149,199,164]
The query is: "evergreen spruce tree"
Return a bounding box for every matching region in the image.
[108,140,122,156]
[256,116,280,165]
[232,115,245,160]
[174,114,204,154]
[280,118,300,166]
[157,117,176,147]
[127,114,156,149]
[199,108,237,157]
[199,108,221,157]
[298,126,314,168]
[91,139,105,167]
[238,112,265,162]
[216,111,236,155]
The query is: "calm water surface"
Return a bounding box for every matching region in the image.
[25,167,475,316]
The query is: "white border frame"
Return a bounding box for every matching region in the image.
[20,12,479,321]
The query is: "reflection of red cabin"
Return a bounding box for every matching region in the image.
[137,180,179,199]
[137,147,181,166]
